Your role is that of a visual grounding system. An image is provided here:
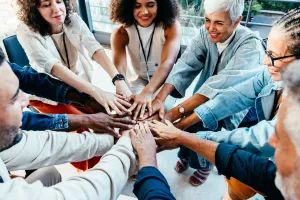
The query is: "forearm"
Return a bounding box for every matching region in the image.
[166,94,208,122]
[143,61,173,95]
[174,112,201,130]
[177,132,218,165]
[93,49,120,78]
[51,63,96,97]
[137,151,157,170]
[2,131,113,171]
[154,83,175,103]
[65,88,106,113]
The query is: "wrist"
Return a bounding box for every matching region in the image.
[175,131,188,146]
[137,150,157,169]
[142,86,155,95]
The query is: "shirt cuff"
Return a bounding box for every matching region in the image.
[165,77,185,98]
[215,143,240,179]
[197,84,219,99]
[53,114,68,130]
[194,104,219,131]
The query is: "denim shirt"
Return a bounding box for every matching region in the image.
[194,67,281,131]
[10,62,71,131]
[22,112,68,131]
[165,25,265,130]
[10,62,71,104]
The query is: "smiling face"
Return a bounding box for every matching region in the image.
[263,27,296,81]
[37,0,66,33]
[0,61,28,150]
[204,11,241,43]
[133,0,157,27]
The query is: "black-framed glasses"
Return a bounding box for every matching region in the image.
[262,38,300,66]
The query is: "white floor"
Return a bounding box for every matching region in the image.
[13,48,263,200]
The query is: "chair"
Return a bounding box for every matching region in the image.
[3,35,29,67]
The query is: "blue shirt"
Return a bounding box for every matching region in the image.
[166,25,265,130]
[133,166,175,200]
[216,143,283,200]
[10,62,70,131]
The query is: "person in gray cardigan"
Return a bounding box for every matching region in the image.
[147,0,265,186]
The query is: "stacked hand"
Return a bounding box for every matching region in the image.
[91,86,132,115]
[89,113,136,138]
[128,120,183,155]
[127,91,153,120]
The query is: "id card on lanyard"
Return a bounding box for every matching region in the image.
[135,23,156,83]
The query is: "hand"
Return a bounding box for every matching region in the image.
[128,90,153,120]
[89,113,136,138]
[91,87,132,115]
[115,80,132,99]
[149,120,185,147]
[151,98,166,120]
[130,122,157,169]
[156,145,178,153]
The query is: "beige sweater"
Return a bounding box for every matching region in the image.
[0,131,137,200]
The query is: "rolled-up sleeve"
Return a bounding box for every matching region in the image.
[165,28,207,98]
[194,69,269,130]
[196,118,276,157]
[22,111,68,131]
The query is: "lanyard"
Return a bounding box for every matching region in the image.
[55,32,71,69]
[135,23,156,82]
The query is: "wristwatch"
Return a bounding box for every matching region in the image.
[178,104,185,119]
[112,74,125,85]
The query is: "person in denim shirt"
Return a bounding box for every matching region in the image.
[6,58,136,136]
[146,0,264,186]
[170,7,300,199]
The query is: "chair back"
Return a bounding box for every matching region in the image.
[3,35,29,67]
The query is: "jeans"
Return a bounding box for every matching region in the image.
[177,122,215,170]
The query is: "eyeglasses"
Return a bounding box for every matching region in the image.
[262,38,299,66]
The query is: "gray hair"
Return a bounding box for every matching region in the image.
[283,60,300,156]
[204,0,244,23]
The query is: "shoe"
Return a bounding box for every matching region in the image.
[189,169,212,186]
[174,159,189,173]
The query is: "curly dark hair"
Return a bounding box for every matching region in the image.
[17,0,73,36]
[110,0,180,28]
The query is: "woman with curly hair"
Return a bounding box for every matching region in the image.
[110,0,182,120]
[16,0,132,117]
[15,0,134,171]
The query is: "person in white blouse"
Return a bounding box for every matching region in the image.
[110,0,182,120]
[16,0,132,116]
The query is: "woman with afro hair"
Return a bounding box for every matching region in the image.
[110,0,182,120]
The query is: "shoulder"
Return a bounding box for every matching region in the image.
[16,23,44,41]
[66,13,86,31]
[164,20,181,38]
[112,26,129,45]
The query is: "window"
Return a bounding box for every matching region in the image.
[88,0,300,46]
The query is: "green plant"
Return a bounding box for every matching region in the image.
[258,1,300,13]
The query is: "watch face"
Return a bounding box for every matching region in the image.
[179,107,184,113]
